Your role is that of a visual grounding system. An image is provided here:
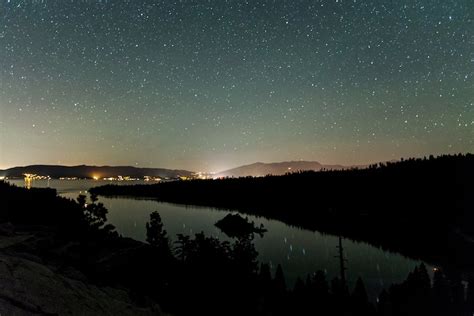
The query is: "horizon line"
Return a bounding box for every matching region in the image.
[1,151,470,173]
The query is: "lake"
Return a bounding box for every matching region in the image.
[8,178,432,299]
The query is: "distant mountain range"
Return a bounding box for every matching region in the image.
[214,161,352,178]
[0,165,194,179]
[0,160,366,179]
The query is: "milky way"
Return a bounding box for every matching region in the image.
[0,0,472,171]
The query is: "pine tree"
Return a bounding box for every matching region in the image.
[146,211,169,252]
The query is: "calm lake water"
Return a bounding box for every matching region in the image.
[8,179,432,299]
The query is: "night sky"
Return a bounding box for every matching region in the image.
[0,0,472,172]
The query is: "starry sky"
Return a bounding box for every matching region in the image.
[0,0,472,172]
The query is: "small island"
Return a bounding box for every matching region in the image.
[215,213,267,238]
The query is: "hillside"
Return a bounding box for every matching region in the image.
[215,161,348,177]
[0,165,194,179]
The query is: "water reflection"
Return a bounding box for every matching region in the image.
[7,179,429,299]
[24,176,32,189]
[22,174,51,189]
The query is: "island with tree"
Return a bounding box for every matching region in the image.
[215,213,267,238]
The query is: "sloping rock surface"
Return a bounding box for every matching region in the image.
[0,233,163,315]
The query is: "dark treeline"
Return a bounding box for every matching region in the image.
[91,154,474,270]
[0,179,116,240]
[144,210,474,316]
[1,180,474,315]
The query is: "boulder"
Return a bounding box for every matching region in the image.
[0,252,163,315]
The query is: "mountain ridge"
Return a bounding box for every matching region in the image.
[215,160,351,177]
[0,164,194,179]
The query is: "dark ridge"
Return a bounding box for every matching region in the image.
[214,160,351,177]
[0,164,194,179]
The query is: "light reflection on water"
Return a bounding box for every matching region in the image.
[7,179,430,299]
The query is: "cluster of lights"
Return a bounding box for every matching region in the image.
[192,172,215,180]
[41,174,222,182]
[94,175,141,181]
[23,174,51,180]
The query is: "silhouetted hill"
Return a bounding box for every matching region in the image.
[0,165,193,179]
[215,161,349,177]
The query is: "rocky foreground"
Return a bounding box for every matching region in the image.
[0,223,164,315]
